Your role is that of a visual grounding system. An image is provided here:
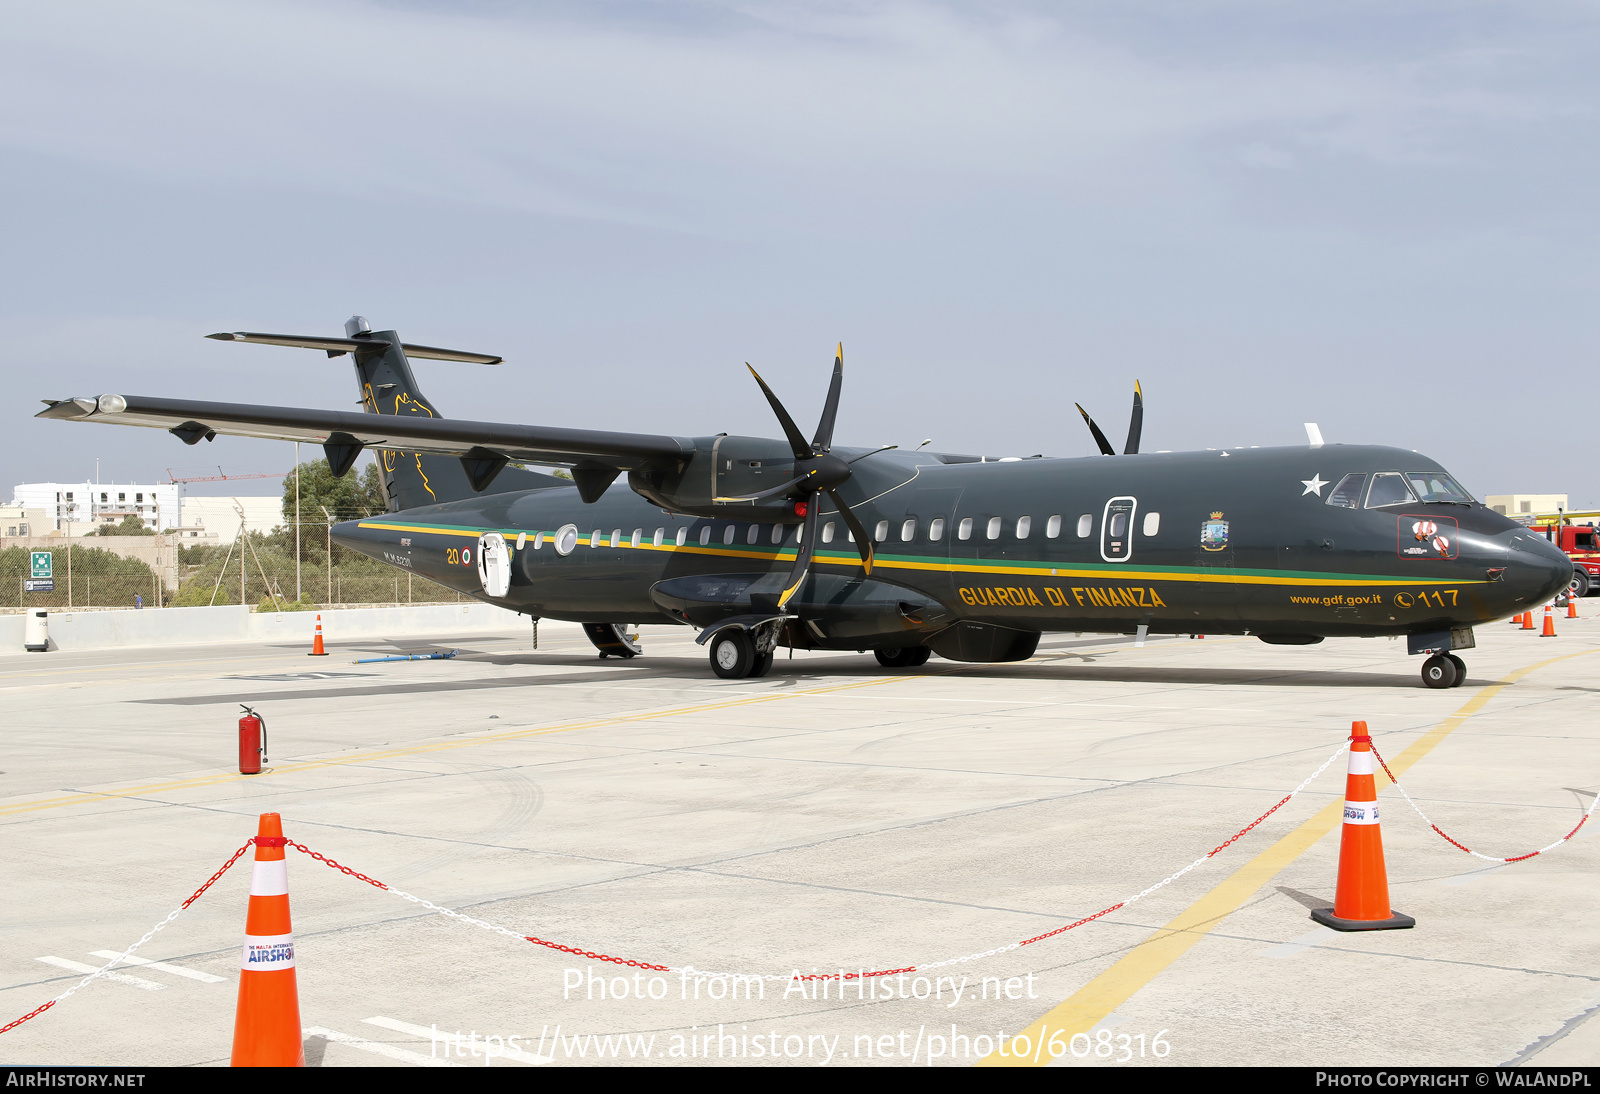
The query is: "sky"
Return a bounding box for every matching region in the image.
[2,1,1598,505]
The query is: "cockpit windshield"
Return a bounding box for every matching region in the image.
[1405,471,1475,505]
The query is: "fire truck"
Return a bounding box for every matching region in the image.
[1529,513,1600,597]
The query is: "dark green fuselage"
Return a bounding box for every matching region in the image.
[335,441,1572,650]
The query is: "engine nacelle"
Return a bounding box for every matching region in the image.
[629,435,802,521]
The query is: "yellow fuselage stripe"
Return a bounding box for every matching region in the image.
[355,523,1478,589]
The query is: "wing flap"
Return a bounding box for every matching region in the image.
[37,394,687,470]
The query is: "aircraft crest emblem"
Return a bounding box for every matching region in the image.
[1201,512,1229,551]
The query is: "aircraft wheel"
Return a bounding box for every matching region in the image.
[749,650,774,678]
[710,629,756,679]
[1446,653,1467,687]
[1421,654,1457,690]
[874,646,931,670]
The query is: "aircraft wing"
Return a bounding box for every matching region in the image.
[35,394,688,470]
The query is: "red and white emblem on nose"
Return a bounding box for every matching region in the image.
[1412,520,1437,540]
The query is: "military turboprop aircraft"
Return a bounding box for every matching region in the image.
[37,317,1575,688]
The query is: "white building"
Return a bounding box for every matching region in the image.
[11,482,182,533]
[178,496,285,544]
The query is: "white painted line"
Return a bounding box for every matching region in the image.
[36,956,164,991]
[363,1016,551,1065]
[302,1026,458,1067]
[88,950,227,983]
[1256,926,1338,958]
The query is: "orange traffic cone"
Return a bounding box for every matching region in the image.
[1510,611,1526,625]
[1568,594,1579,620]
[231,813,304,1067]
[1541,604,1557,637]
[1311,722,1415,932]
[308,615,326,657]
[1521,610,1535,630]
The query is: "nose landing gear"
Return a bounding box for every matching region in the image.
[1421,653,1466,689]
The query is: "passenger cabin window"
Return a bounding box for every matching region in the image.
[675,528,687,546]
[1046,515,1062,539]
[533,532,544,549]
[610,529,622,548]
[1076,514,1093,538]
[747,525,760,545]
[653,528,664,546]
[516,532,527,549]
[929,518,946,541]
[822,522,836,543]
[874,520,889,542]
[986,517,1002,540]
[1366,473,1416,508]
[772,525,784,545]
[699,526,712,546]
[1143,512,1160,536]
[1326,474,1367,509]
[1016,516,1031,538]
[590,529,602,549]
[958,517,973,540]
[1405,472,1474,504]
[723,525,737,545]
[901,519,916,542]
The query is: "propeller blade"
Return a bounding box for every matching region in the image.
[1075,403,1115,456]
[714,472,809,504]
[810,344,844,453]
[1123,380,1143,455]
[777,502,820,609]
[827,489,875,575]
[746,364,813,461]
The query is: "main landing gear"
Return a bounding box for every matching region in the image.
[1421,653,1467,690]
[873,646,931,670]
[708,628,774,680]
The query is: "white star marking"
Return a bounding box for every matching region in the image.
[1302,474,1328,497]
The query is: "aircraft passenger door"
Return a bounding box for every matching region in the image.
[477,532,511,598]
[1101,497,1137,562]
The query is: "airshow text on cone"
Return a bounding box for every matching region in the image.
[231,813,304,1067]
[1310,721,1415,933]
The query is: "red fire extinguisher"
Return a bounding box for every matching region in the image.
[238,704,268,775]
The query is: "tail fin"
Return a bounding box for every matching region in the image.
[342,316,564,510]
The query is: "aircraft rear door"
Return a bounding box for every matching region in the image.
[478,532,511,597]
[908,485,961,602]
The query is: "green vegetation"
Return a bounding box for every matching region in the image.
[0,545,161,608]
[92,515,157,536]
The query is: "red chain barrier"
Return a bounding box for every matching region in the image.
[1371,743,1596,863]
[0,840,255,1037]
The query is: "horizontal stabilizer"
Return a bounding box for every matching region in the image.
[207,331,502,364]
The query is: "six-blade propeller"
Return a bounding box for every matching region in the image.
[716,345,877,608]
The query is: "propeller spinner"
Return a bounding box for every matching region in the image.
[716,345,877,608]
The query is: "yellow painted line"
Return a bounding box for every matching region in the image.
[0,675,909,819]
[355,521,1473,588]
[979,645,1599,1068]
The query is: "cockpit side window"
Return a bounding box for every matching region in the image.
[1326,473,1367,509]
[1365,472,1416,508]
[1405,472,1474,504]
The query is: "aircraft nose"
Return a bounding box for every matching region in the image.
[1506,530,1574,606]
